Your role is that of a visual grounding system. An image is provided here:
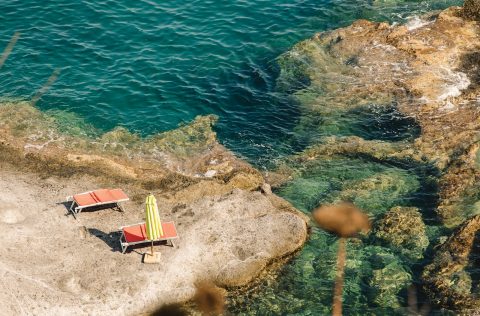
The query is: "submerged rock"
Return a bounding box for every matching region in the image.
[360,246,412,310]
[277,4,480,226]
[369,260,412,308]
[422,214,480,311]
[373,206,429,261]
[335,172,420,216]
[269,3,480,312]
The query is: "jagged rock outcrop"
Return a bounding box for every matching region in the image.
[422,215,480,311]
[273,3,480,311]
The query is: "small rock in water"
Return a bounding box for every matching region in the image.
[374,206,429,261]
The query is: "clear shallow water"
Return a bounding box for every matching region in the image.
[0,0,464,314]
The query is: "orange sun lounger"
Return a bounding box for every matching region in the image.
[119,222,178,253]
[67,189,129,218]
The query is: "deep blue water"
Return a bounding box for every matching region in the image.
[0,0,460,165]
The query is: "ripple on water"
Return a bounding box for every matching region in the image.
[0,0,462,161]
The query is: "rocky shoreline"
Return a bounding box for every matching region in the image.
[0,101,308,314]
[272,2,480,312]
[2,2,480,314]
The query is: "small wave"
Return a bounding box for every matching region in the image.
[405,16,434,31]
[437,69,471,101]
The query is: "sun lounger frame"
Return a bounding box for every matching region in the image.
[66,189,129,218]
[119,222,178,253]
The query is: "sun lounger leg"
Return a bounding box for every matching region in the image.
[117,203,125,212]
[120,232,127,253]
[170,239,176,248]
[68,202,77,219]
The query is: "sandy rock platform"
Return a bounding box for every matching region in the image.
[0,169,307,315]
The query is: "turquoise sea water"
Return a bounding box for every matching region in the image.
[0,0,460,163]
[0,0,464,314]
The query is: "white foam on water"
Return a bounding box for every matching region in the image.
[24,130,61,150]
[405,16,433,31]
[437,69,471,101]
[439,101,456,112]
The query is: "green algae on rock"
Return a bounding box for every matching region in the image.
[0,100,256,183]
[373,206,429,261]
[368,260,412,308]
[334,172,420,216]
[275,155,421,217]
[261,3,480,313]
[276,5,480,227]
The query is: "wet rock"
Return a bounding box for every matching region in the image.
[0,100,309,313]
[226,170,264,191]
[291,136,421,164]
[335,172,420,216]
[464,0,480,21]
[373,206,429,261]
[268,8,480,311]
[422,214,480,310]
[277,6,480,226]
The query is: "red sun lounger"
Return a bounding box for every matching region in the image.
[119,222,178,253]
[67,189,129,218]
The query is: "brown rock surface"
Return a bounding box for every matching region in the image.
[373,206,429,261]
[422,215,480,310]
[0,168,307,315]
[464,0,480,21]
